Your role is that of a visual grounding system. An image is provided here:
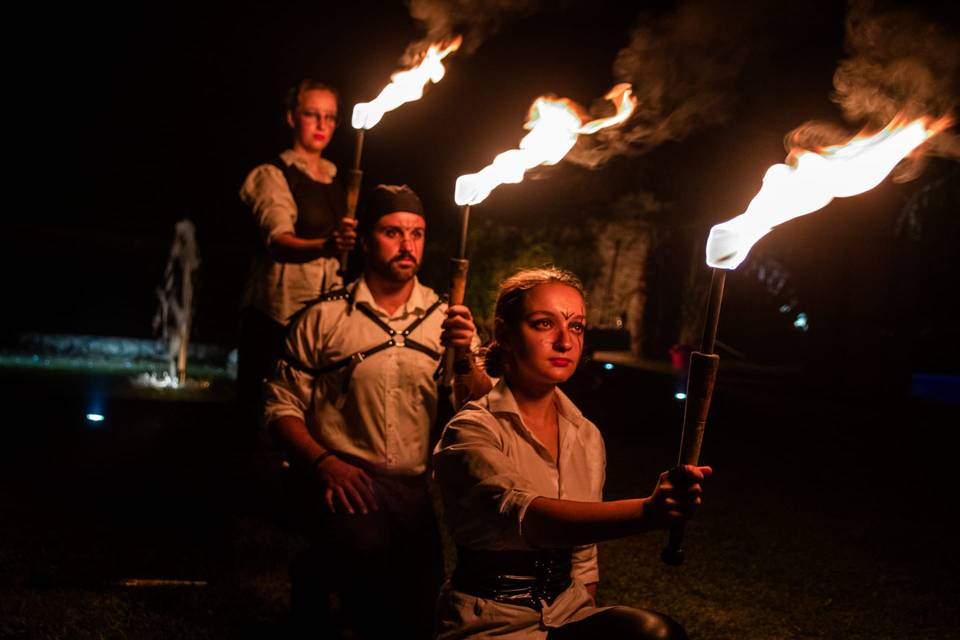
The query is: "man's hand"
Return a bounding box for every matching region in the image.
[330,216,358,253]
[315,454,378,515]
[440,304,476,353]
[645,464,712,527]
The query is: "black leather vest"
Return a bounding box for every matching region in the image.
[270,157,347,239]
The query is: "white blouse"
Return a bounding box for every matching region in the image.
[433,380,612,638]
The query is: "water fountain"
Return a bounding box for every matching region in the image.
[153,219,199,387]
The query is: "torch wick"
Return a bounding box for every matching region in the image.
[700,268,726,355]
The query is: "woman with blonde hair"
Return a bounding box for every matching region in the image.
[433,267,710,639]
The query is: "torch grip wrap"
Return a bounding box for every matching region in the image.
[440,258,470,387]
[661,351,720,566]
[338,168,364,276]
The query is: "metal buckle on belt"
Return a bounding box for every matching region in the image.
[493,574,568,610]
[491,584,542,610]
[452,548,573,611]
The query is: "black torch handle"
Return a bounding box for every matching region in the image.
[438,205,472,386]
[440,258,470,387]
[338,168,363,276]
[661,350,720,566]
[339,129,365,277]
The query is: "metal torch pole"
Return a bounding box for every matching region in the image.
[661,267,726,565]
[440,204,471,387]
[339,128,365,277]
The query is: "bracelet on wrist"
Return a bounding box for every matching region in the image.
[453,355,473,375]
[312,450,337,469]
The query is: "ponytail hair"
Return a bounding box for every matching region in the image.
[481,267,585,378]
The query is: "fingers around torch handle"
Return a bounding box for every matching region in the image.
[662,466,690,567]
[440,306,476,350]
[668,464,712,489]
[438,298,477,387]
[661,465,711,566]
[333,217,358,252]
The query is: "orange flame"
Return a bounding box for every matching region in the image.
[351,37,462,130]
[706,114,951,269]
[455,83,637,206]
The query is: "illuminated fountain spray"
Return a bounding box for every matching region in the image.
[153,219,199,387]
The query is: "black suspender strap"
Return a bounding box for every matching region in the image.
[404,339,443,360]
[280,339,396,377]
[281,295,446,382]
[353,298,444,360]
[354,297,445,338]
[401,295,446,334]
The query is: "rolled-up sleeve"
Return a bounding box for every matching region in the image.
[571,544,599,585]
[434,415,540,543]
[240,164,297,246]
[263,308,323,426]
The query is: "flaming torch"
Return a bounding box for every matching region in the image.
[437,84,638,385]
[340,36,462,274]
[661,113,951,566]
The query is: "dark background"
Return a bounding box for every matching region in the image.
[8,0,959,378]
[2,3,959,637]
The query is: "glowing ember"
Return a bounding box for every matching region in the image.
[455,83,637,206]
[352,37,462,130]
[706,114,951,270]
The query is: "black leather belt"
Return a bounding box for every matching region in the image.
[451,546,573,610]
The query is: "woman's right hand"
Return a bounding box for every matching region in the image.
[646,464,712,527]
[331,216,357,252]
[315,454,378,515]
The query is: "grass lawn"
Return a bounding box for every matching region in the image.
[0,361,957,638]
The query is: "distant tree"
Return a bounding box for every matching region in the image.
[463,214,601,338]
[586,192,663,357]
[463,191,666,359]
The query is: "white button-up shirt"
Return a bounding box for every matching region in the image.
[264,277,453,475]
[433,380,610,638]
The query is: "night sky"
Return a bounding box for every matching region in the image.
[11,0,960,374]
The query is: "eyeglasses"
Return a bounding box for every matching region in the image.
[301,109,339,126]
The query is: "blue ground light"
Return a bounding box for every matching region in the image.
[911,372,960,405]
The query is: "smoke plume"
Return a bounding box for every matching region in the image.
[402,0,540,64]
[792,0,959,180]
[566,0,753,169]
[835,1,958,127]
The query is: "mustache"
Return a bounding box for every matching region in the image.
[391,252,418,265]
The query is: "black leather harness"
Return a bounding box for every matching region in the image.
[281,286,445,394]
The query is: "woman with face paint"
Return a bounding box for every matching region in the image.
[433,267,711,640]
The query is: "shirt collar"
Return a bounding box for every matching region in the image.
[280,149,338,181]
[350,276,428,319]
[486,378,588,431]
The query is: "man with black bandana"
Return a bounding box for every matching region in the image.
[238,79,357,438]
[264,184,492,638]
